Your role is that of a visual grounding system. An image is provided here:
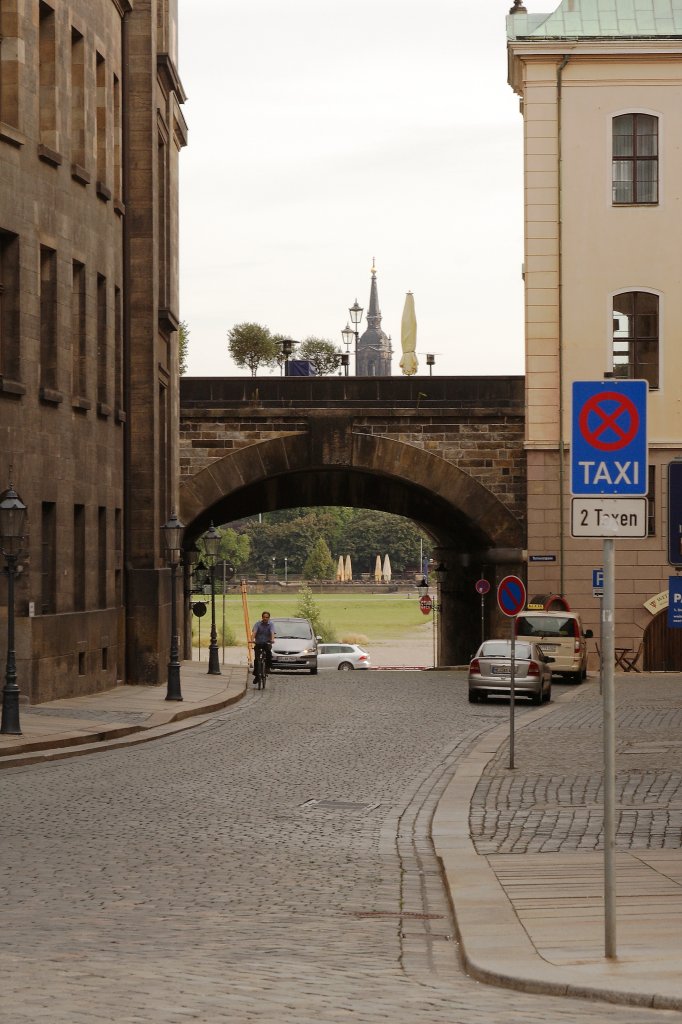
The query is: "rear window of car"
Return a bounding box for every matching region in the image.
[480,641,532,659]
[516,615,578,638]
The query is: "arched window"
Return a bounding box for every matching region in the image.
[612,291,658,389]
[612,114,658,205]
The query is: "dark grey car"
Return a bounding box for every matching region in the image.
[468,639,553,705]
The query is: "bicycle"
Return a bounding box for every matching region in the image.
[253,642,270,690]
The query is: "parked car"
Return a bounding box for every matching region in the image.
[515,610,592,682]
[468,639,553,705]
[317,643,371,671]
[269,617,318,674]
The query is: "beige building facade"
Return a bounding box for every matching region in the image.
[0,0,186,702]
[508,0,682,669]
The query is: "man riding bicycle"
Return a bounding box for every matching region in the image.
[251,610,275,684]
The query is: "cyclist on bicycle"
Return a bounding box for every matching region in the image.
[251,610,275,684]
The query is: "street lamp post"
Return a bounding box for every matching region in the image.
[203,522,222,676]
[284,556,288,585]
[348,300,363,375]
[281,338,295,377]
[340,352,350,377]
[0,482,27,735]
[162,510,185,701]
[426,354,435,376]
[271,556,276,581]
[341,323,354,376]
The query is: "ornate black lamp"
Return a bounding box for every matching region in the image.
[162,510,185,701]
[203,522,222,676]
[0,482,27,735]
[341,323,354,375]
[348,300,363,375]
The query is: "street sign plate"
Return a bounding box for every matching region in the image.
[571,498,647,537]
[668,462,682,566]
[419,595,433,615]
[571,380,647,496]
[497,575,526,618]
[475,579,490,595]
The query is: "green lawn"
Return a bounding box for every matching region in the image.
[192,590,429,646]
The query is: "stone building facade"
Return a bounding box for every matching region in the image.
[0,0,186,702]
[508,0,682,668]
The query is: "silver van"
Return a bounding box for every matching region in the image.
[270,617,318,674]
[515,610,593,682]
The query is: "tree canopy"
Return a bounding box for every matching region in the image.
[227,322,279,376]
[298,336,343,376]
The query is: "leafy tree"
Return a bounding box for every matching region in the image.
[303,537,336,580]
[227,322,279,376]
[295,585,337,642]
[298,336,343,376]
[218,528,251,571]
[179,320,189,376]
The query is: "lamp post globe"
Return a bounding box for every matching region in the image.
[162,510,185,701]
[0,482,27,735]
[203,522,222,676]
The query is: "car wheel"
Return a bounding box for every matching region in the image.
[531,690,543,705]
[337,662,354,671]
[310,667,318,675]
[544,686,552,702]
[468,692,478,703]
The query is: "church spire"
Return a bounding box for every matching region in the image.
[357,259,393,377]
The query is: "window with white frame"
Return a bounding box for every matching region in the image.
[612,291,658,390]
[612,113,658,205]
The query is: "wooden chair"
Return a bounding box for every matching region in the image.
[619,641,643,673]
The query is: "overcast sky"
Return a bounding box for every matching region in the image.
[178,1,546,378]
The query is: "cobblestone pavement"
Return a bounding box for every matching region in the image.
[472,675,682,855]
[1,671,680,1023]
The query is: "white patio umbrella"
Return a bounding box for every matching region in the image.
[337,555,345,582]
[345,554,352,581]
[399,291,418,376]
[374,554,382,582]
[383,553,392,582]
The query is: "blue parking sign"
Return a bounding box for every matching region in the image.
[571,381,648,496]
[669,577,682,629]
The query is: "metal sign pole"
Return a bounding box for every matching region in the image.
[603,536,617,958]
[481,594,485,647]
[222,562,226,665]
[509,616,515,770]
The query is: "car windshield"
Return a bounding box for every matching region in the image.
[479,641,533,659]
[271,621,312,640]
[517,615,576,638]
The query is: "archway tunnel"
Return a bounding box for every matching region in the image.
[179,434,526,665]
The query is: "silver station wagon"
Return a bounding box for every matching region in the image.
[468,639,553,705]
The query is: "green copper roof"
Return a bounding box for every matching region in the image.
[507,0,682,40]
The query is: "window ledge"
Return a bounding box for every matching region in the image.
[71,163,91,186]
[37,144,63,167]
[39,386,64,404]
[71,396,92,412]
[115,408,127,424]
[96,181,112,202]
[114,198,126,217]
[0,123,24,148]
[97,401,112,418]
[159,307,180,333]
[0,377,26,396]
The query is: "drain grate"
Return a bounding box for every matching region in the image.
[300,799,380,812]
[348,911,445,920]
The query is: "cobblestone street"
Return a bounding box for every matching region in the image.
[1,671,680,1023]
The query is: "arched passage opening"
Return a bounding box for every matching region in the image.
[179,433,525,665]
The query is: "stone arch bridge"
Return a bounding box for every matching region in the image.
[179,376,526,665]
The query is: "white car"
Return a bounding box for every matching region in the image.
[317,643,371,671]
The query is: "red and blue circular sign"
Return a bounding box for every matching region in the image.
[475,578,490,596]
[497,575,526,618]
[571,380,647,496]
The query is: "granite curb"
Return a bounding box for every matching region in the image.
[433,681,682,1011]
[0,663,249,770]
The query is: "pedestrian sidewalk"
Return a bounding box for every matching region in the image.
[0,660,247,769]
[434,673,682,1011]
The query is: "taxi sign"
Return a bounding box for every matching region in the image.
[571,380,647,496]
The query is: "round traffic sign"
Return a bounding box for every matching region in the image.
[192,601,207,618]
[419,594,433,615]
[578,391,640,452]
[497,575,526,618]
[475,578,491,596]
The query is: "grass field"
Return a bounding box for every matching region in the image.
[191,590,430,646]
